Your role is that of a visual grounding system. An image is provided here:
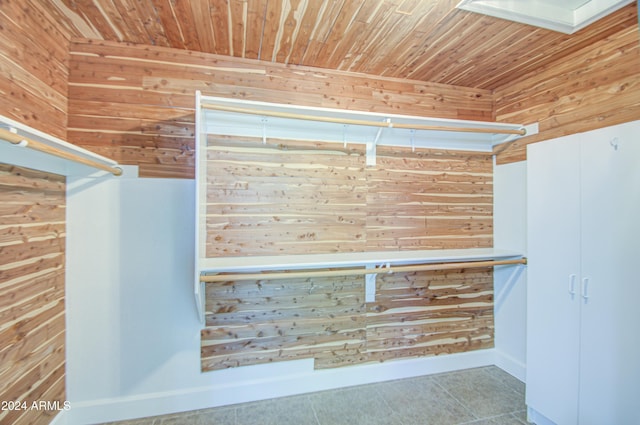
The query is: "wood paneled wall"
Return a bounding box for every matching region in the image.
[202,267,493,371]
[67,38,494,179]
[202,134,493,370]
[0,0,70,139]
[494,12,640,164]
[0,3,70,424]
[205,136,493,257]
[0,165,66,425]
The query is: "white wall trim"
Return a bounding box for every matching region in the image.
[494,349,526,382]
[64,350,496,425]
[49,410,68,425]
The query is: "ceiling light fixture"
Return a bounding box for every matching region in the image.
[456,0,634,33]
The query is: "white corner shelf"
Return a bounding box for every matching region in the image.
[0,115,121,177]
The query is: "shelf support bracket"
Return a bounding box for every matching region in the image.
[365,265,377,303]
[366,119,391,166]
[365,262,391,302]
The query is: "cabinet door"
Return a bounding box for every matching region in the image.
[526,137,582,425]
[578,123,640,425]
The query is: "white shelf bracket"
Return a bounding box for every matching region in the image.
[365,264,377,303]
[366,141,377,166]
[261,117,267,144]
[366,119,391,166]
[365,262,391,302]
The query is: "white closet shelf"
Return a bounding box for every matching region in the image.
[199,248,525,275]
[193,92,531,318]
[199,95,537,154]
[0,115,122,176]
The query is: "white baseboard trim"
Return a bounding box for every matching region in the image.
[65,349,496,425]
[527,406,556,425]
[49,410,69,425]
[493,349,526,382]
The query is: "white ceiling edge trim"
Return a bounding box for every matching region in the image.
[456,0,635,34]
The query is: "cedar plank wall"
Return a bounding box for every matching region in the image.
[0,165,67,425]
[67,39,499,370]
[66,39,494,179]
[202,268,493,371]
[0,0,70,139]
[206,137,492,256]
[0,2,70,424]
[494,6,640,164]
[202,136,494,370]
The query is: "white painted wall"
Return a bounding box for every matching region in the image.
[62,166,499,425]
[493,160,528,380]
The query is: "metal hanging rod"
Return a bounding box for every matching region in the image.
[0,128,123,176]
[200,257,527,283]
[200,103,527,136]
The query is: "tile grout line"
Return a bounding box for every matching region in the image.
[431,374,480,424]
[371,380,408,425]
[307,394,324,425]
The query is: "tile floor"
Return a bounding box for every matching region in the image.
[100,366,530,425]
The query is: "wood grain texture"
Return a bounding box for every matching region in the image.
[204,135,492,257]
[366,146,493,251]
[201,267,493,371]
[0,164,66,425]
[201,134,494,370]
[364,268,493,365]
[39,0,638,91]
[201,274,366,370]
[67,38,493,178]
[0,0,70,139]
[494,9,640,164]
[205,136,367,257]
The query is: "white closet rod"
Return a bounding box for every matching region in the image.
[200,257,527,282]
[201,103,527,136]
[0,128,123,176]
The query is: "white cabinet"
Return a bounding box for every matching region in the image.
[526,121,640,425]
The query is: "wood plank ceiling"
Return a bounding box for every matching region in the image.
[43,0,638,90]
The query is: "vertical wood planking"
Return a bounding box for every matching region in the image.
[0,165,66,425]
[42,0,637,92]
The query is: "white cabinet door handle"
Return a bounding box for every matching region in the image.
[581,277,590,301]
[568,274,577,296]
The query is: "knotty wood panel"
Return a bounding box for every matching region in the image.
[0,164,66,425]
[67,38,493,179]
[205,136,493,257]
[43,1,637,91]
[205,136,367,257]
[201,267,493,371]
[494,10,640,164]
[364,268,494,365]
[201,137,494,370]
[0,0,70,139]
[201,274,367,371]
[366,146,493,251]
